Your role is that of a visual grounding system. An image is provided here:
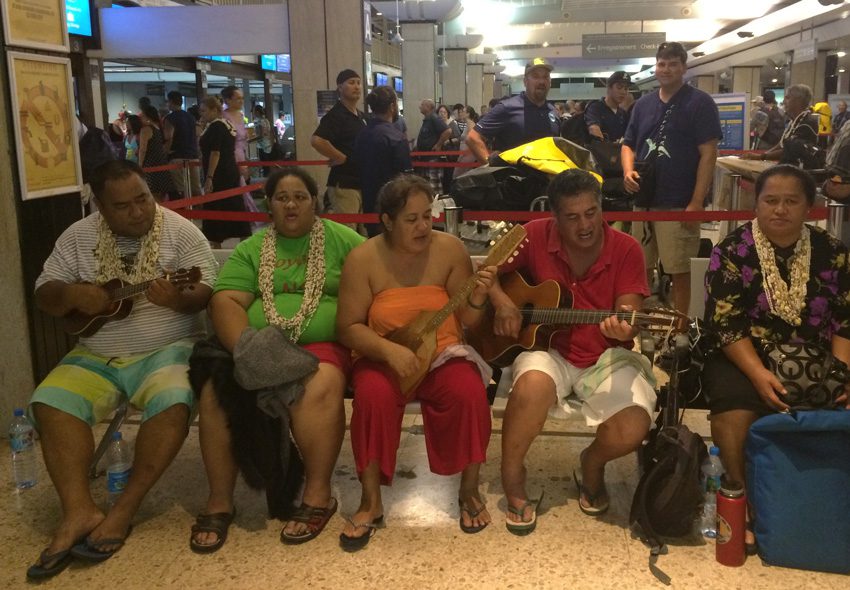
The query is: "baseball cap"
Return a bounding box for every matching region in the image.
[607,71,631,87]
[525,58,553,75]
[336,69,360,86]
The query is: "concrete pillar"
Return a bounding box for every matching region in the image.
[692,75,717,94]
[0,48,36,420]
[441,49,467,107]
[790,59,817,89]
[814,50,828,101]
[467,64,484,117]
[288,0,365,189]
[482,73,496,106]
[402,22,437,141]
[732,66,761,101]
[838,71,850,94]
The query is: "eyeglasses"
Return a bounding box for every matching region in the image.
[270,192,312,205]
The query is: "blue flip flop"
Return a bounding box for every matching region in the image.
[70,525,132,563]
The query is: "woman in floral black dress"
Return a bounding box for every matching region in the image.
[702,164,850,549]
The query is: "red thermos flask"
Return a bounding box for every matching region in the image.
[716,480,747,566]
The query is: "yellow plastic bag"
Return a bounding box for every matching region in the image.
[497,137,603,184]
[812,102,832,135]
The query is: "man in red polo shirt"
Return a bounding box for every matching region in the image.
[489,169,654,535]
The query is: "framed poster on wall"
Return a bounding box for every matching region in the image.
[7,51,82,200]
[1,0,69,53]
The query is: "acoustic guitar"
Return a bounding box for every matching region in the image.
[467,271,687,367]
[387,225,528,396]
[63,267,201,337]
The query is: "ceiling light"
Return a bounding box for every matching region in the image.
[838,51,847,57]
[771,78,778,83]
[544,21,551,26]
[840,68,847,73]
[737,31,754,38]
[376,11,382,15]
[390,0,404,44]
[542,41,549,48]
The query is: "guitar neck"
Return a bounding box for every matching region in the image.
[523,308,657,327]
[425,277,478,332]
[109,278,155,302]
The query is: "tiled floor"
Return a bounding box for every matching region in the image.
[2,404,847,590]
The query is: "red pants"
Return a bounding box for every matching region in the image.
[350,358,492,485]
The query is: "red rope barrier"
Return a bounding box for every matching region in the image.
[162,182,264,210]
[172,208,828,224]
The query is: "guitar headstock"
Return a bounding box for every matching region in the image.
[166,267,202,289]
[638,307,692,334]
[483,224,528,267]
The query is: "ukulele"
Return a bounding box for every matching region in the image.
[467,270,687,367]
[386,225,528,395]
[63,267,202,337]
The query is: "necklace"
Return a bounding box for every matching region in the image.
[94,206,163,284]
[258,219,326,342]
[751,219,810,326]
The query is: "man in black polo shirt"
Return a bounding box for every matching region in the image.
[466,58,560,164]
[584,71,631,142]
[311,69,367,228]
[163,91,202,198]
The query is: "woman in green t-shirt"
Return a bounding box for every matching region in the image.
[189,167,364,553]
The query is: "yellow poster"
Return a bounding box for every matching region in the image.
[9,53,82,199]
[1,0,68,52]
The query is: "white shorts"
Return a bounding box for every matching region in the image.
[511,349,657,426]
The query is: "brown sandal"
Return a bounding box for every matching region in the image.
[280,498,338,545]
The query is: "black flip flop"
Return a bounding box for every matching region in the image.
[458,496,489,534]
[26,545,75,580]
[339,516,384,552]
[189,511,236,554]
[70,525,133,563]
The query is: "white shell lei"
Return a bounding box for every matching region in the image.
[258,219,326,342]
[94,206,163,284]
[752,219,811,326]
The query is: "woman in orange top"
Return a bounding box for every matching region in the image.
[336,174,496,551]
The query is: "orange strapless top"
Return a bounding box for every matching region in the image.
[368,285,463,356]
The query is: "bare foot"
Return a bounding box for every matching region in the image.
[458,490,491,530]
[192,498,234,548]
[45,509,105,556]
[85,506,133,553]
[340,504,383,540]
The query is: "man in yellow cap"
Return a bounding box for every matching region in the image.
[466,58,561,164]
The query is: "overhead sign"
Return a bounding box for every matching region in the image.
[582,33,666,59]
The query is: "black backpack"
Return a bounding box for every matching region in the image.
[630,336,708,585]
[560,113,590,147]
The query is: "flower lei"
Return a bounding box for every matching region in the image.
[94,206,163,284]
[258,219,326,342]
[751,219,811,326]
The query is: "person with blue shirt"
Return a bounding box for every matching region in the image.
[466,58,561,165]
[621,42,722,316]
[354,85,412,234]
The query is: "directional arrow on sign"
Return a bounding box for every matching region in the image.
[586,44,596,53]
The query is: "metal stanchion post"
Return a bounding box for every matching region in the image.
[183,160,192,200]
[827,199,845,240]
[727,174,742,235]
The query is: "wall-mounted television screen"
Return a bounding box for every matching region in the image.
[200,55,233,63]
[374,72,388,87]
[67,0,92,37]
[260,54,291,73]
[393,77,403,94]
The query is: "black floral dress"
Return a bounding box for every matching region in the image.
[704,221,850,350]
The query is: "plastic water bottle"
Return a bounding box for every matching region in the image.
[700,445,725,538]
[9,408,37,489]
[106,432,132,506]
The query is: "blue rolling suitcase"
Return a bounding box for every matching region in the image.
[746,410,850,574]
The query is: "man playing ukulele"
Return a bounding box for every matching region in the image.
[491,169,655,535]
[25,160,217,580]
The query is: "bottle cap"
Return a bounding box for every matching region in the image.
[720,480,745,498]
[111,432,123,441]
[709,446,720,456]
[13,408,24,417]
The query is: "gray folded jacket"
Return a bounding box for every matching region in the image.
[232,325,320,418]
